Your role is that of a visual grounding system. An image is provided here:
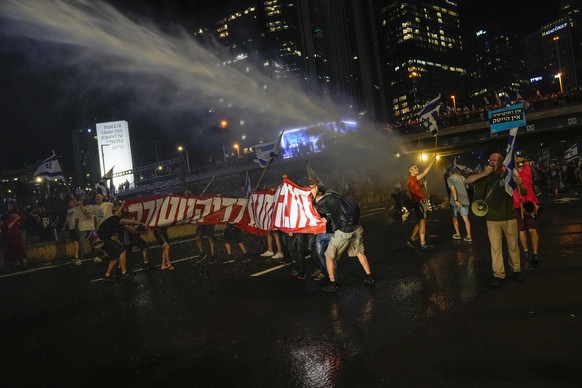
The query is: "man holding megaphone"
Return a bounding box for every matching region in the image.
[464,152,527,288]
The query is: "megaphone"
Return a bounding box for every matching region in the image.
[471,200,488,217]
[87,230,105,249]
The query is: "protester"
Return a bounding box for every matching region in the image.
[309,180,374,293]
[445,165,472,242]
[194,224,216,264]
[406,156,437,249]
[514,156,541,267]
[464,152,526,288]
[222,223,251,264]
[61,197,82,265]
[99,212,147,281]
[3,201,27,271]
[154,227,174,270]
[121,211,151,270]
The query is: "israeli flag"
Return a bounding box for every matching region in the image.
[34,151,65,180]
[502,128,519,196]
[252,131,284,168]
[418,95,441,137]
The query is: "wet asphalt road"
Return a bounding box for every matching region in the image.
[1,192,582,388]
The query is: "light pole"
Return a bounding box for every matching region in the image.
[100,144,111,177]
[555,72,564,93]
[233,143,240,158]
[451,95,456,113]
[177,145,191,175]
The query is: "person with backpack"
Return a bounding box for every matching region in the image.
[309,179,374,293]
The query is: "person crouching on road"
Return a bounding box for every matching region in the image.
[99,213,148,281]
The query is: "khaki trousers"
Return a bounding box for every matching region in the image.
[486,219,520,279]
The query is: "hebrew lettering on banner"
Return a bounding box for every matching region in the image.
[123,177,325,235]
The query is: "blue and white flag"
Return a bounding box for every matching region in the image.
[502,127,519,196]
[34,151,65,180]
[418,95,441,137]
[253,131,284,168]
[563,143,578,162]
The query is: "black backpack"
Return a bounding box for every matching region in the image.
[330,192,360,232]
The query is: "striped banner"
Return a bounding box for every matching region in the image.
[124,177,325,235]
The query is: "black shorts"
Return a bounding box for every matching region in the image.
[195,224,215,238]
[154,228,170,246]
[412,200,429,220]
[223,224,242,244]
[68,229,80,242]
[125,235,147,251]
[102,238,125,260]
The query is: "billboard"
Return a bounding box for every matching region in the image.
[95,120,134,189]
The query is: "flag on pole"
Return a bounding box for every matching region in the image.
[563,143,578,162]
[502,127,519,196]
[103,165,115,179]
[495,91,502,106]
[244,171,252,197]
[252,131,284,168]
[34,151,65,180]
[418,95,441,137]
[306,161,325,186]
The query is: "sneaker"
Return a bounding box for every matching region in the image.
[489,277,504,288]
[142,262,152,270]
[522,251,530,260]
[223,255,235,264]
[363,275,375,286]
[272,252,284,260]
[93,257,103,263]
[208,255,217,264]
[452,234,461,240]
[419,243,434,250]
[195,253,208,264]
[260,250,274,257]
[530,253,539,264]
[120,272,131,280]
[290,269,300,276]
[321,282,339,293]
[463,236,472,242]
[406,238,416,248]
[103,274,115,282]
[513,272,525,282]
[313,272,326,281]
[296,273,306,280]
[311,269,322,277]
[241,253,252,263]
[73,259,82,266]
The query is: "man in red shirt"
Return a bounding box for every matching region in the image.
[406,156,437,249]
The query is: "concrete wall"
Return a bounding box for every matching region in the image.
[2,224,226,268]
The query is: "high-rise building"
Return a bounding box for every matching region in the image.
[71,127,100,192]
[523,1,582,94]
[465,22,527,104]
[378,0,465,123]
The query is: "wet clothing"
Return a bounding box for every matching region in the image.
[407,175,426,202]
[97,215,125,260]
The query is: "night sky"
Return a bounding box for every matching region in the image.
[0,0,559,173]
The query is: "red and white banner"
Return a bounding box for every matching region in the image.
[124,177,325,235]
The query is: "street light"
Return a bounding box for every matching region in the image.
[177,145,190,175]
[233,143,240,158]
[100,144,111,178]
[451,95,456,112]
[555,72,564,93]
